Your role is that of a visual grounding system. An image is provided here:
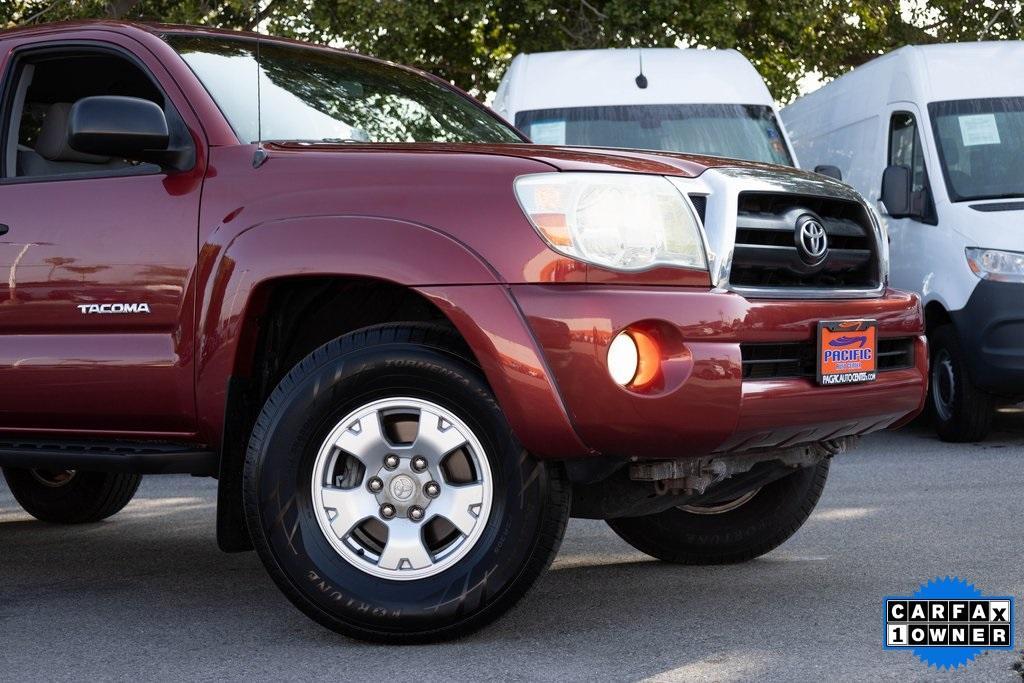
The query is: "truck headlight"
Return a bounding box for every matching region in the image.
[966,247,1024,283]
[514,172,707,272]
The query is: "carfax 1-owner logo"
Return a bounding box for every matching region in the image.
[884,577,1015,670]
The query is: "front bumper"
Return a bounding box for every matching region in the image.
[513,285,927,459]
[950,280,1024,399]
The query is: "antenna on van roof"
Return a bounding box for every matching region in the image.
[635,49,648,89]
[252,0,268,168]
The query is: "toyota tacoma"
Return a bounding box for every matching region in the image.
[0,22,927,642]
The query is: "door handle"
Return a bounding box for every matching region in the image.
[0,224,8,236]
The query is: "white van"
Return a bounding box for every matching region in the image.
[493,48,797,166]
[782,42,1024,442]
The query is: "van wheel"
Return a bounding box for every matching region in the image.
[2,468,141,524]
[244,323,570,643]
[928,324,994,442]
[607,460,829,565]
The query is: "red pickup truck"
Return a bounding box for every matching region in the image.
[0,22,927,642]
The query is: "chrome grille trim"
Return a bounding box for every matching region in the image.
[668,167,889,299]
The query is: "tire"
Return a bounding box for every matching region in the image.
[2,468,141,524]
[927,324,994,443]
[607,460,829,565]
[243,322,570,643]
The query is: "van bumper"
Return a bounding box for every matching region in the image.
[950,280,1024,399]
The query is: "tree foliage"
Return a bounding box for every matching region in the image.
[2,1,1022,101]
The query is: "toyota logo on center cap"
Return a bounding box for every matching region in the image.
[796,215,828,265]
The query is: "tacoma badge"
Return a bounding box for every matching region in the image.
[77,303,151,314]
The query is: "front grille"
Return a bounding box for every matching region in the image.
[688,194,708,224]
[729,192,880,290]
[741,337,916,380]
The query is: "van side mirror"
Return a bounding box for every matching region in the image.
[814,165,842,181]
[67,96,187,170]
[881,165,912,217]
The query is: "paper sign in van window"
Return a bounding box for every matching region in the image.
[959,114,1001,146]
[529,120,566,145]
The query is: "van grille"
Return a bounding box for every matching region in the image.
[729,192,880,290]
[741,338,915,380]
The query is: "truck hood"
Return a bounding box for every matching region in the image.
[267,141,809,179]
[942,201,1024,252]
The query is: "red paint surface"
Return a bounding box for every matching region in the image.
[513,286,926,457]
[0,22,927,462]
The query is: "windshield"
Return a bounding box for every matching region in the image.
[166,35,522,145]
[929,97,1024,202]
[515,104,793,165]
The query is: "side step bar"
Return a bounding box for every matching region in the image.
[0,439,217,475]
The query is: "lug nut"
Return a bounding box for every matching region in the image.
[424,481,440,498]
[379,503,396,520]
[383,454,400,470]
[408,506,425,522]
[412,456,428,472]
[367,477,383,493]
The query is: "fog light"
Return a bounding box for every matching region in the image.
[630,329,660,386]
[607,332,639,385]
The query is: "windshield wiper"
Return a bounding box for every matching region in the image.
[315,137,368,143]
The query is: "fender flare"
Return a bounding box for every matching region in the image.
[195,214,587,458]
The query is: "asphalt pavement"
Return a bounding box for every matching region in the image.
[2,410,1022,682]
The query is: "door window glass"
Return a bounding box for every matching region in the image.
[3,49,187,180]
[888,112,927,193]
[888,111,935,221]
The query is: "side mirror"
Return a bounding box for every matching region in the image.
[881,165,912,217]
[814,164,842,181]
[67,96,173,165]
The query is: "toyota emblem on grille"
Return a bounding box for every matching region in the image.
[796,216,828,265]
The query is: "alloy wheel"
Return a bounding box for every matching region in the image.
[310,397,493,581]
[680,488,760,515]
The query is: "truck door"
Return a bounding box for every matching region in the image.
[0,37,205,436]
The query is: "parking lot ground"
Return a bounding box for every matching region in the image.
[2,409,1022,682]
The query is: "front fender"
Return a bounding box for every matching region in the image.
[195,215,587,458]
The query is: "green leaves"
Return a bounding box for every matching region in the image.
[3,0,1022,103]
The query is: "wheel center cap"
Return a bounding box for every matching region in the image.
[389,474,416,501]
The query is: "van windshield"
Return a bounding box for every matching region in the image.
[165,34,522,145]
[929,97,1024,202]
[515,104,793,165]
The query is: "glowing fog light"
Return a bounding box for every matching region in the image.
[607,332,640,385]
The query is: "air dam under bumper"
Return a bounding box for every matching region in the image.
[513,285,927,459]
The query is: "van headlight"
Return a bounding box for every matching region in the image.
[966,247,1024,283]
[514,172,707,272]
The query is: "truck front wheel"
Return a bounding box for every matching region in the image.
[607,460,829,565]
[243,323,570,642]
[928,324,994,442]
[2,468,141,524]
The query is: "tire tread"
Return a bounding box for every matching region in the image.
[929,324,994,443]
[3,468,141,524]
[609,461,829,565]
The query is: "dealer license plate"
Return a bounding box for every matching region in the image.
[817,320,878,385]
